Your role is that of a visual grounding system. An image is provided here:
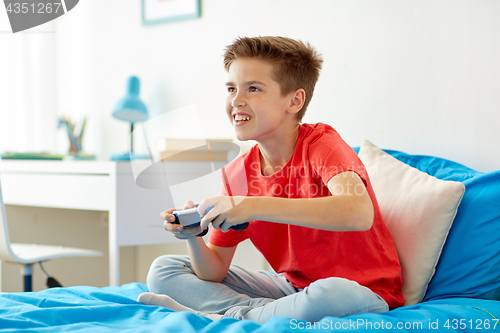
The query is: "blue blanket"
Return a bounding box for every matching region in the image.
[1,283,499,332]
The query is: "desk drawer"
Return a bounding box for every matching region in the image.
[1,173,112,211]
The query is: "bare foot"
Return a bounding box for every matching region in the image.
[137,292,223,321]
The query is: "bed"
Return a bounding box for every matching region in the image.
[1,141,499,332]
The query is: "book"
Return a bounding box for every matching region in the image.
[1,152,65,160]
[160,151,229,161]
[1,152,96,161]
[154,138,233,152]
[155,138,235,162]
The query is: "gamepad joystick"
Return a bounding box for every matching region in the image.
[172,205,249,237]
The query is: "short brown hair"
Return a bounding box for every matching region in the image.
[223,36,323,121]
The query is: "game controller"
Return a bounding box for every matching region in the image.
[172,205,249,237]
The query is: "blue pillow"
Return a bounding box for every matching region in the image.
[354,147,500,302]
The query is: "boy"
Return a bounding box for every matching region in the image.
[138,36,404,324]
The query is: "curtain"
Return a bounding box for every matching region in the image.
[0,21,56,154]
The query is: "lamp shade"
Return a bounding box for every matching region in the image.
[112,76,148,122]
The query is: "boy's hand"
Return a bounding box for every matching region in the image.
[198,196,250,232]
[160,200,204,239]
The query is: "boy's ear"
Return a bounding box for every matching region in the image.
[287,88,306,115]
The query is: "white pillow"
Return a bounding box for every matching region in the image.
[358,140,465,306]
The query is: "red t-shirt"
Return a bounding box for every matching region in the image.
[208,123,404,308]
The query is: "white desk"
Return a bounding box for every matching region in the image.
[0,160,225,286]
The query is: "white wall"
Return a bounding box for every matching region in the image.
[47,0,500,171]
[1,1,499,170]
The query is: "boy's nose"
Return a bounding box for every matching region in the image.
[231,94,246,108]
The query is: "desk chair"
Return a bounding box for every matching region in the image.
[0,178,102,292]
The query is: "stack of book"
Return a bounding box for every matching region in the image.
[155,138,235,162]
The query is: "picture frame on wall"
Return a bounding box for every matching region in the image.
[142,0,201,25]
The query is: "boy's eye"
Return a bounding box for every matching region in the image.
[227,87,236,93]
[249,86,260,92]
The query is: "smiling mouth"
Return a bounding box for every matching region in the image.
[234,114,252,124]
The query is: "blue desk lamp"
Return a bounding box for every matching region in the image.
[111,76,149,161]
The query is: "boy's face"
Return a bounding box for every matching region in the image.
[225,58,296,142]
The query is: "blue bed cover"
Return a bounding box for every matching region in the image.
[1,283,499,332]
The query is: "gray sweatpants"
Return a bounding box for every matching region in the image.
[146,255,388,324]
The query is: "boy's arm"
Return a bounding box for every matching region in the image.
[161,201,237,283]
[186,237,237,283]
[256,171,374,231]
[200,171,374,232]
